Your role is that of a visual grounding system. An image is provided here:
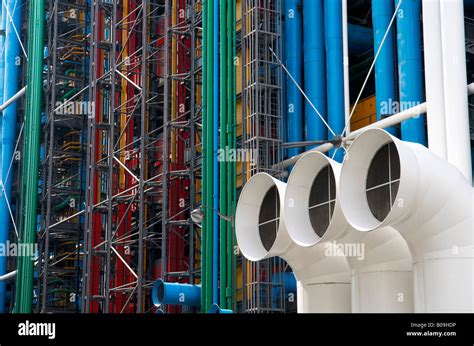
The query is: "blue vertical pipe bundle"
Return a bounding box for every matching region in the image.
[395,0,426,145]
[0,0,22,312]
[303,0,327,149]
[372,0,397,135]
[0,1,6,313]
[284,0,303,157]
[324,0,345,162]
[212,0,219,306]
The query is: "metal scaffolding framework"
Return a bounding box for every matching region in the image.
[160,0,202,313]
[241,0,288,313]
[81,0,166,313]
[37,0,202,314]
[38,0,89,313]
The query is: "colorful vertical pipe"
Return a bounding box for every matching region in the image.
[212,0,219,306]
[0,0,22,312]
[201,0,208,311]
[303,0,327,149]
[395,0,426,145]
[324,0,345,162]
[218,0,236,310]
[14,0,44,313]
[284,0,303,157]
[219,0,227,309]
[0,0,7,312]
[372,0,397,135]
[202,0,214,312]
[226,0,236,310]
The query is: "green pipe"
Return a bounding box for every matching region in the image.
[204,1,213,311]
[201,0,207,312]
[203,0,214,312]
[225,0,231,310]
[226,0,236,310]
[60,88,80,101]
[228,0,237,311]
[14,0,44,313]
[219,0,228,309]
[207,0,215,313]
[53,195,78,212]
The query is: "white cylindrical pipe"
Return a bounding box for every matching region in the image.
[342,0,351,135]
[340,128,473,312]
[422,0,447,159]
[235,173,351,313]
[439,0,472,182]
[284,151,413,312]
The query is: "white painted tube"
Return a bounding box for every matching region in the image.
[284,151,413,312]
[0,86,26,113]
[342,0,351,135]
[235,173,351,313]
[422,0,447,159]
[340,128,473,312]
[439,0,472,182]
[0,270,16,282]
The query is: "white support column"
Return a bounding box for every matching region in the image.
[422,0,447,159]
[440,0,472,182]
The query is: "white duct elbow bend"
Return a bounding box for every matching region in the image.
[284,151,413,312]
[340,128,473,312]
[235,173,351,313]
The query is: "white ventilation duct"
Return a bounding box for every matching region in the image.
[284,151,413,312]
[235,173,351,312]
[339,128,473,312]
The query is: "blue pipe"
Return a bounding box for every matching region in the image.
[324,0,345,162]
[284,0,303,157]
[303,0,327,150]
[0,4,5,107]
[372,0,398,136]
[152,279,201,308]
[212,0,219,306]
[272,272,296,308]
[0,0,22,313]
[347,24,374,55]
[208,303,233,314]
[0,1,6,314]
[395,0,426,145]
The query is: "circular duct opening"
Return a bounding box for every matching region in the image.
[339,128,403,232]
[308,164,336,237]
[152,279,165,307]
[157,281,165,303]
[235,173,285,260]
[365,142,400,222]
[258,185,280,251]
[285,151,338,246]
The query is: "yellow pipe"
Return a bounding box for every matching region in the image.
[119,0,129,190]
